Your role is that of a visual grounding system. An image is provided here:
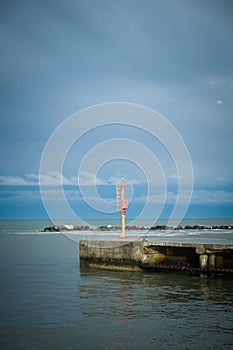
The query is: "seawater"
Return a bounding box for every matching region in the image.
[0,221,233,350]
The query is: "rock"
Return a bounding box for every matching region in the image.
[63,225,74,230]
[43,226,60,232]
[99,226,111,231]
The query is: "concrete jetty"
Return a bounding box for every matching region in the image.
[79,240,233,275]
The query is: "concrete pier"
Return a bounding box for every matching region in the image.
[79,240,233,275]
[80,240,143,271]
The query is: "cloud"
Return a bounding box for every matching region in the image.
[132,189,233,206]
[217,177,225,182]
[191,189,233,205]
[0,172,80,187]
[215,99,223,105]
[0,175,34,186]
[39,173,78,186]
[77,172,99,186]
[0,188,81,202]
[0,173,77,186]
[0,172,142,187]
[0,189,41,201]
[207,77,233,89]
[78,171,142,187]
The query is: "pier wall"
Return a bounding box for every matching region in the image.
[79,240,233,274]
[79,240,143,271]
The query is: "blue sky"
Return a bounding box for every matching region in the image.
[0,0,232,222]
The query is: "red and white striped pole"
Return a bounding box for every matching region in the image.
[116,178,128,239]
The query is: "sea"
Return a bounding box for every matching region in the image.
[1,219,233,350]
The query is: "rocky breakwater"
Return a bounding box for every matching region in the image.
[149,224,233,230]
[43,224,233,232]
[42,224,147,232]
[43,224,90,232]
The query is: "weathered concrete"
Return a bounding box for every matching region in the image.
[79,240,233,275]
[80,240,143,271]
[143,241,233,269]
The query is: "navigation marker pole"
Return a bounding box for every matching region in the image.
[116,178,129,239]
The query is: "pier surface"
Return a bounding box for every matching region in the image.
[79,239,233,275]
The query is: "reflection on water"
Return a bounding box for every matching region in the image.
[80,267,233,316]
[79,267,233,349]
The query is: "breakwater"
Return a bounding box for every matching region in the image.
[43,224,232,232]
[79,240,233,275]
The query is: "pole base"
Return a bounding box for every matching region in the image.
[120,233,128,239]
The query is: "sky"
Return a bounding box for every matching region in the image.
[0,0,232,223]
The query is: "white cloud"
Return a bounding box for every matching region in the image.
[0,184,232,211]
[191,189,233,204]
[78,171,143,187]
[207,77,233,89]
[215,99,223,105]
[217,177,225,182]
[0,173,78,186]
[0,172,142,187]
[39,172,78,186]
[0,175,34,186]
[132,189,233,206]
[0,189,41,201]
[78,172,99,186]
[0,188,82,202]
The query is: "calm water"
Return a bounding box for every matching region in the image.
[1,221,233,349]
